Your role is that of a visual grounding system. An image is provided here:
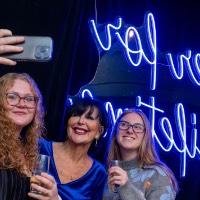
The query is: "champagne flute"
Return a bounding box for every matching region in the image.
[30,154,50,193]
[109,160,120,193]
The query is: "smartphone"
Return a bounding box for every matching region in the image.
[3,36,53,62]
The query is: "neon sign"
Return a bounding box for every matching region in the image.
[136,96,200,177]
[75,90,200,177]
[89,13,200,90]
[76,12,200,177]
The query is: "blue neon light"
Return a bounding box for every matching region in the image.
[90,12,200,89]
[136,96,200,177]
[90,18,122,51]
[193,54,200,77]
[89,13,157,90]
[166,50,200,86]
[86,12,200,177]
[81,89,94,99]
[71,89,200,177]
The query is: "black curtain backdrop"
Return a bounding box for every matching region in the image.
[0,0,99,140]
[1,0,200,199]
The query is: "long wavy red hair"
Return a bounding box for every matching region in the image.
[0,73,45,176]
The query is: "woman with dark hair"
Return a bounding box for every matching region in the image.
[0,73,60,200]
[40,97,109,200]
[103,109,178,200]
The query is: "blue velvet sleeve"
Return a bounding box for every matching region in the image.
[38,138,51,156]
[92,165,107,200]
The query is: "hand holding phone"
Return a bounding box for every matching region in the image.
[0,29,25,65]
[3,36,53,62]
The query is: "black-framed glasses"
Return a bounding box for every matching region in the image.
[6,92,38,108]
[118,120,145,134]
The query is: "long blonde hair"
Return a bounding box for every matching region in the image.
[0,73,45,175]
[108,109,179,193]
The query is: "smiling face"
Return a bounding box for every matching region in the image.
[66,106,103,146]
[4,79,36,132]
[116,112,145,155]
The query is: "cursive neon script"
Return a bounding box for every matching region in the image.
[136,96,200,177]
[76,90,200,177]
[89,13,200,90]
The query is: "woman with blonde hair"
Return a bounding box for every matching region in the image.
[0,73,60,200]
[103,109,178,200]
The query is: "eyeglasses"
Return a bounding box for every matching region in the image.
[6,92,38,108]
[118,120,145,134]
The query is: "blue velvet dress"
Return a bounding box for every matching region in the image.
[39,139,107,200]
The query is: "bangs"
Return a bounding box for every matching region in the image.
[71,104,99,118]
[63,97,109,140]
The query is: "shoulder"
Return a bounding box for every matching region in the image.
[89,159,107,187]
[144,165,173,188]
[38,138,52,155]
[127,164,167,184]
[144,165,168,176]
[38,138,51,146]
[92,159,107,176]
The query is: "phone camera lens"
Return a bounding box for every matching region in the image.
[35,46,51,59]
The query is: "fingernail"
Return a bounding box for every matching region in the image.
[10,61,17,65]
[18,47,23,50]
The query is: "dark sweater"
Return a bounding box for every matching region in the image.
[0,169,31,200]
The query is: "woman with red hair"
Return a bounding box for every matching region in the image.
[0,73,60,200]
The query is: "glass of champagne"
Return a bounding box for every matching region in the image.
[30,154,50,193]
[109,160,120,193]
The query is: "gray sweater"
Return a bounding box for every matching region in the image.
[103,159,176,200]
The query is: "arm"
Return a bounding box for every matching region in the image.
[0,29,24,65]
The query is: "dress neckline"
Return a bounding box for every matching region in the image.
[51,141,95,185]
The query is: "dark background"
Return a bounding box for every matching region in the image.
[0,0,200,199]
